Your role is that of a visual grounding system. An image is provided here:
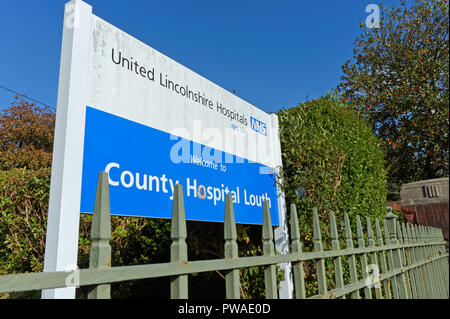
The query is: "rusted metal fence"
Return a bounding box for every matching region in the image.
[0,171,448,299]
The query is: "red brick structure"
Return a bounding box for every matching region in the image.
[391,178,449,248]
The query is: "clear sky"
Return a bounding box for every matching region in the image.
[0,0,402,114]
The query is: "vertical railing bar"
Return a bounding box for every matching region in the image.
[440,228,449,298]
[330,211,345,299]
[366,217,382,299]
[437,228,449,299]
[412,224,430,298]
[262,200,277,299]
[170,184,188,299]
[419,225,435,299]
[433,228,444,298]
[312,208,327,297]
[290,204,306,299]
[356,215,372,299]
[406,223,425,299]
[435,227,447,298]
[439,228,449,298]
[435,227,447,299]
[402,223,418,299]
[87,171,112,299]
[426,227,440,298]
[384,218,399,299]
[427,227,443,298]
[430,227,443,299]
[384,208,408,299]
[420,225,434,298]
[344,214,360,299]
[224,194,240,299]
[433,227,444,298]
[396,222,413,298]
[375,219,391,299]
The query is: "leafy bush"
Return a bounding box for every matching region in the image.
[279,95,386,221]
[0,97,54,170]
[278,94,388,296]
[279,94,387,231]
[0,168,51,276]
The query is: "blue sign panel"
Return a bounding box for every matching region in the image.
[80,107,279,225]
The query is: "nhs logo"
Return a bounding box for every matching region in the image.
[250,117,267,136]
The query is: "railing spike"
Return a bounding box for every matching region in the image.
[262,201,273,241]
[375,218,392,299]
[312,208,322,242]
[88,171,112,299]
[262,200,277,299]
[330,211,345,299]
[343,213,360,299]
[330,211,338,241]
[224,193,240,299]
[312,208,327,296]
[290,204,306,299]
[290,204,301,242]
[356,215,372,299]
[170,184,188,299]
[224,194,237,242]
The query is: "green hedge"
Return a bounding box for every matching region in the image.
[278,94,387,231]
[278,95,388,296]
[0,168,51,276]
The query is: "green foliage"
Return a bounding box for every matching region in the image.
[0,168,51,276]
[338,0,449,199]
[278,94,387,227]
[235,224,285,299]
[0,97,55,170]
[278,94,387,296]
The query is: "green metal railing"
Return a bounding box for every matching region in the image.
[0,171,448,299]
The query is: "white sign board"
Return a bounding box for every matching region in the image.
[43,0,293,298]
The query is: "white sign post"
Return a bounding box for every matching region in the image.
[43,0,293,299]
[42,0,92,299]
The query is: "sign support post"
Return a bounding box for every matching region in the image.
[42,0,92,299]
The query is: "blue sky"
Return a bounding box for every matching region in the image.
[0,0,402,114]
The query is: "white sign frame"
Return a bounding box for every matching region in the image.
[42,0,293,299]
